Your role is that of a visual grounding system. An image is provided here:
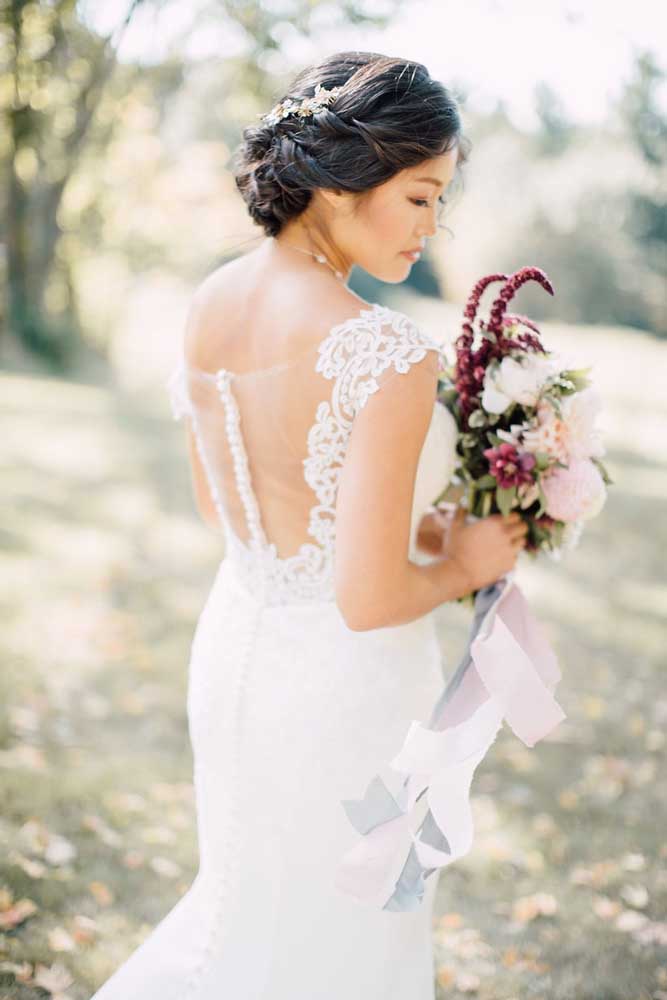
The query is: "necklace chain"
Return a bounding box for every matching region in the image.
[280,242,346,282]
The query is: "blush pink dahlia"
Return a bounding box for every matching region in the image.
[541,458,607,522]
[483,442,537,489]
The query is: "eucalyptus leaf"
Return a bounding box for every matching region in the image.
[536,483,547,517]
[475,473,497,489]
[468,408,487,428]
[495,485,517,517]
[481,490,493,518]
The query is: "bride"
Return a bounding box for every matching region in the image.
[90,50,527,1000]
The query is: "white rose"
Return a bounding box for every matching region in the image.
[481,353,562,413]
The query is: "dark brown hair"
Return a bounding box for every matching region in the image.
[233,51,471,238]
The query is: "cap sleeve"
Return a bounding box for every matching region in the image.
[348,308,445,416]
[165,362,193,421]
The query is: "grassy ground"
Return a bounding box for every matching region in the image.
[1,311,666,999]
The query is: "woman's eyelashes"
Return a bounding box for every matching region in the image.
[411,196,447,209]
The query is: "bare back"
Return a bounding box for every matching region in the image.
[167,245,448,606]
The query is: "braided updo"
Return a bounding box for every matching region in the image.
[232,51,470,238]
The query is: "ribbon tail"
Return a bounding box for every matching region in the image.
[335,574,567,911]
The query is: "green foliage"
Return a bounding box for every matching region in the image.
[533,81,576,157]
[495,484,516,516]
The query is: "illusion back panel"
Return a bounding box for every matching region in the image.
[185,348,333,559]
[168,302,447,604]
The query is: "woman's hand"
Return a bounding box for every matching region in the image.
[446,507,529,593]
[414,502,469,558]
[415,508,451,556]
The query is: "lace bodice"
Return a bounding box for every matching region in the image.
[166,302,458,606]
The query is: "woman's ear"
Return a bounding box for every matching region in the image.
[316,187,354,214]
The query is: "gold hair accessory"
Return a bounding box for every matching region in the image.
[258,83,343,127]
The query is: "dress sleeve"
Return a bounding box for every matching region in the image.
[346,310,446,417]
[165,362,193,422]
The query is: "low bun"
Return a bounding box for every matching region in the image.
[232,51,470,238]
[234,129,311,237]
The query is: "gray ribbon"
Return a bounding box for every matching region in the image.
[341,578,506,910]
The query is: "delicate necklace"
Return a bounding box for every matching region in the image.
[281,241,346,282]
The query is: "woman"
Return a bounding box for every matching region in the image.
[90,50,527,1000]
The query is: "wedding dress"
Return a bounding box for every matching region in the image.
[89,301,459,1000]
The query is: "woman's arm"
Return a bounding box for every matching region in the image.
[334,352,473,631]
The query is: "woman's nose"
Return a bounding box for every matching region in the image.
[419,211,438,239]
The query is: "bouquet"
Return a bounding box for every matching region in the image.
[434,267,612,590]
[335,267,611,914]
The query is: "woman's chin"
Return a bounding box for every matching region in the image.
[365,261,413,284]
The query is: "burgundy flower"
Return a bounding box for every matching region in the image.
[487,268,554,342]
[483,442,537,489]
[448,267,555,431]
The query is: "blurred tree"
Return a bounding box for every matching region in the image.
[617,49,667,335]
[533,81,575,157]
[1,0,402,370]
[1,0,151,367]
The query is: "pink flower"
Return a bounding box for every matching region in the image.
[521,399,569,463]
[483,442,537,489]
[541,458,607,522]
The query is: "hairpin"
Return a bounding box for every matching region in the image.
[258,83,343,127]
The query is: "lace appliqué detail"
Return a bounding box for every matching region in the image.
[292,305,445,600]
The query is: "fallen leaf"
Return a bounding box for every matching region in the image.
[436,965,456,988]
[9,850,47,878]
[592,894,622,920]
[0,744,48,771]
[620,883,649,909]
[558,789,579,810]
[122,850,146,869]
[48,926,77,952]
[0,961,33,982]
[18,818,51,853]
[44,833,77,866]
[0,898,39,930]
[89,881,114,906]
[512,892,558,923]
[620,852,646,871]
[456,971,481,992]
[632,920,667,947]
[81,814,123,848]
[615,908,649,932]
[71,914,98,944]
[141,825,177,845]
[149,855,182,878]
[437,912,464,930]
[33,960,74,993]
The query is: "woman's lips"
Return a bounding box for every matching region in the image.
[400,249,421,262]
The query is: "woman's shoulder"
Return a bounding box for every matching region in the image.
[189,251,363,320]
[183,252,441,371]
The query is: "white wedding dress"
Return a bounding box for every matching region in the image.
[89,301,458,1000]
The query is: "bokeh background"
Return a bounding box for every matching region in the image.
[1,2,666,998]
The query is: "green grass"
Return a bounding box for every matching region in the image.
[1,314,666,999]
